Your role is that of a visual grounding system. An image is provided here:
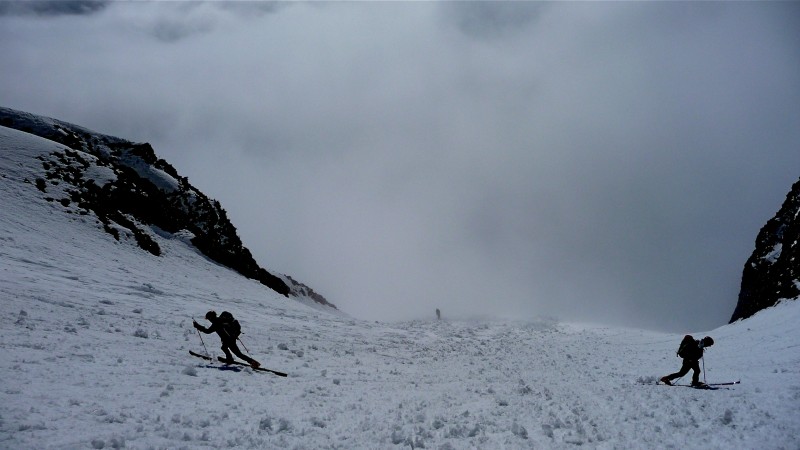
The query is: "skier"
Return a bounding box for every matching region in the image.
[193,311,260,369]
[660,335,714,387]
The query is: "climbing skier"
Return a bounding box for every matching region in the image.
[193,310,260,369]
[661,335,714,387]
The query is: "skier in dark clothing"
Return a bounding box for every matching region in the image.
[661,335,714,387]
[193,311,260,369]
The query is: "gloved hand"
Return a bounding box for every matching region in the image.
[193,320,201,330]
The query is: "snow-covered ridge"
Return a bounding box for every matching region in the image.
[0,106,336,310]
[2,120,798,448]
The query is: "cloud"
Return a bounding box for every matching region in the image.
[0,1,289,42]
[1,2,799,331]
[0,1,109,17]
[443,2,548,39]
[144,2,288,43]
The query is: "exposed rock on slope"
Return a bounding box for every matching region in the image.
[0,106,335,309]
[730,178,800,322]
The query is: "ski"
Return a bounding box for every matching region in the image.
[663,383,720,390]
[189,350,213,361]
[688,383,718,390]
[217,356,288,377]
[656,380,737,390]
[708,380,740,386]
[657,380,739,387]
[678,383,736,390]
[188,351,287,377]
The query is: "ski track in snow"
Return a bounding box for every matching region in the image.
[2,125,800,449]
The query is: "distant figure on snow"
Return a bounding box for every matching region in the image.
[436,308,441,320]
[194,311,260,369]
[661,335,714,387]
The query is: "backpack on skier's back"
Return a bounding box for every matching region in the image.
[676,334,695,358]
[218,311,241,338]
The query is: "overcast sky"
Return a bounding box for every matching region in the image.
[2,2,799,332]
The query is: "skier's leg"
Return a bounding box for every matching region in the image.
[664,360,692,382]
[220,344,234,363]
[690,360,701,384]
[228,340,260,368]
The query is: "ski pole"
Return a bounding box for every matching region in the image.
[702,355,706,384]
[237,336,251,355]
[193,316,210,357]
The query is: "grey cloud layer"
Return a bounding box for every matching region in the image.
[0,1,109,17]
[1,2,798,331]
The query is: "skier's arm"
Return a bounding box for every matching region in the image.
[193,320,215,334]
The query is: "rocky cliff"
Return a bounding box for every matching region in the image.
[0,106,336,310]
[730,178,800,322]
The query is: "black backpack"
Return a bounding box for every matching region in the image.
[218,311,241,338]
[677,334,696,358]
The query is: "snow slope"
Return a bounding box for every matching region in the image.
[2,124,799,449]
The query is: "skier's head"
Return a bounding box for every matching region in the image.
[701,336,714,347]
[205,310,217,321]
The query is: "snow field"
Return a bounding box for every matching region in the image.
[2,125,799,449]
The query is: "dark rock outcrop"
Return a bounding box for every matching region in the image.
[283,275,337,309]
[730,178,800,322]
[1,107,335,309]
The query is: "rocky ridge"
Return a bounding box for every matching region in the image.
[0,106,336,310]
